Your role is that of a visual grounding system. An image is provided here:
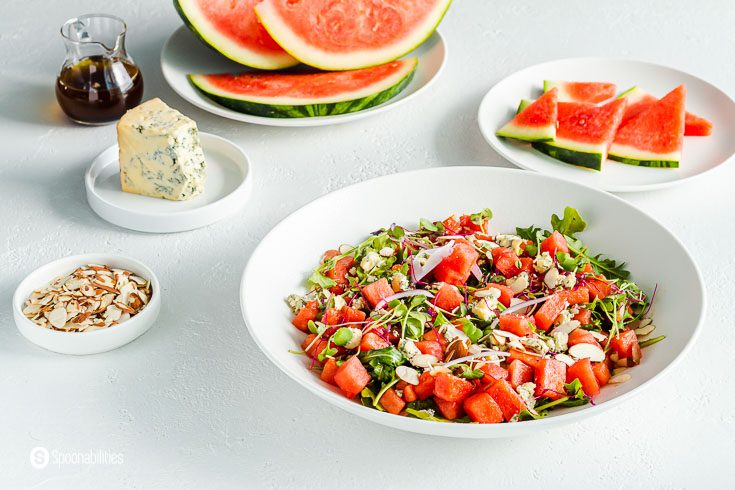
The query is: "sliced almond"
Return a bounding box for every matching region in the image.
[550,321,580,336]
[568,343,605,362]
[609,373,631,384]
[395,366,420,385]
[588,330,608,342]
[47,306,68,328]
[411,354,439,368]
[635,324,656,337]
[554,353,575,366]
[104,305,122,323]
[23,303,41,316]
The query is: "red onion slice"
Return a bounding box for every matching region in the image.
[374,289,436,311]
[488,295,551,330]
[470,263,483,281]
[441,349,510,368]
[411,240,454,282]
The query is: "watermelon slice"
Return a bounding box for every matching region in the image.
[532,98,628,171]
[496,88,558,142]
[188,58,418,118]
[174,0,298,70]
[255,0,452,70]
[618,86,712,136]
[544,81,616,104]
[609,85,686,168]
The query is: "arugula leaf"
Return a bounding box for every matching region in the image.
[405,312,429,340]
[308,270,336,289]
[390,225,405,239]
[406,399,437,411]
[470,208,493,225]
[359,347,407,383]
[360,386,384,410]
[405,408,450,422]
[556,252,580,272]
[456,364,485,380]
[551,206,587,238]
[560,379,590,407]
[517,409,545,421]
[419,218,438,232]
[588,253,630,280]
[565,378,585,399]
[434,311,450,327]
[516,224,542,242]
[456,318,482,343]
[565,234,631,280]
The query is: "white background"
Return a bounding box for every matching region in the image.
[1,0,733,488]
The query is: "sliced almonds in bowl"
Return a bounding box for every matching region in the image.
[22,264,152,333]
[13,253,160,355]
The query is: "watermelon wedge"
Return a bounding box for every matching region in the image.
[532,98,627,171]
[618,86,712,136]
[496,88,558,142]
[609,85,686,168]
[254,0,452,70]
[188,58,417,118]
[544,81,616,104]
[174,0,298,70]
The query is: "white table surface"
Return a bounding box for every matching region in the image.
[2,0,733,488]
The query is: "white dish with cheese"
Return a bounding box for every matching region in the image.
[85,99,252,233]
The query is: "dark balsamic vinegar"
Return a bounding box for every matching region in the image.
[55,55,144,124]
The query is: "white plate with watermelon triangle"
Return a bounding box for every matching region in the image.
[161,26,447,127]
[478,57,735,192]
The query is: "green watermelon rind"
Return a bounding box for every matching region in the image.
[255,0,452,71]
[532,141,604,171]
[514,99,602,170]
[608,144,680,168]
[187,62,417,118]
[616,86,653,105]
[496,123,555,143]
[173,0,299,70]
[516,99,534,114]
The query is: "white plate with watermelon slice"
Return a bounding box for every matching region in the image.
[161,26,446,127]
[478,57,735,192]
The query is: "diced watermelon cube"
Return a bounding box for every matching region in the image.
[534,358,567,400]
[463,393,503,424]
[333,356,371,399]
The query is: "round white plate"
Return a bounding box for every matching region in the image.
[160,26,447,127]
[85,132,252,233]
[240,166,705,438]
[478,57,735,192]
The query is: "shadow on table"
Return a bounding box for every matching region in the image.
[433,87,516,170]
[1,162,130,235]
[0,76,73,127]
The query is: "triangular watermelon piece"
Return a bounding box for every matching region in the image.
[496,88,558,142]
[531,98,627,171]
[544,80,617,104]
[685,112,713,136]
[609,85,686,168]
[619,86,711,136]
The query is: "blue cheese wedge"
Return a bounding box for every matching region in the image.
[117,98,206,200]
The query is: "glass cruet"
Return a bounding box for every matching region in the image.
[55,14,144,125]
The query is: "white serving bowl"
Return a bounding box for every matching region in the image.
[13,254,161,355]
[240,166,705,438]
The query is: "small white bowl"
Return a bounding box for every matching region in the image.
[12,254,161,355]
